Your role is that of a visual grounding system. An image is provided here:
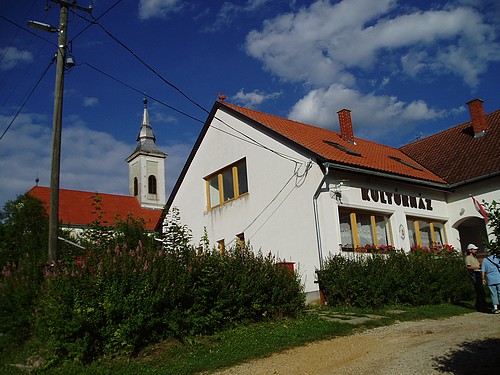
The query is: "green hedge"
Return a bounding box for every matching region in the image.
[35,244,305,363]
[317,250,474,308]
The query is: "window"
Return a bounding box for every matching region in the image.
[133,177,138,196]
[406,217,447,247]
[148,175,157,194]
[339,209,393,251]
[323,140,362,156]
[236,233,245,248]
[217,239,225,254]
[206,159,248,209]
[388,156,423,171]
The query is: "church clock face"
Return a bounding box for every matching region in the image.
[399,224,405,240]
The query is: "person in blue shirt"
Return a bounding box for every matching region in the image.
[481,254,500,314]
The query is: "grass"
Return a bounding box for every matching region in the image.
[1,302,474,374]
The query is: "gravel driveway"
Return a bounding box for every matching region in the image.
[214,312,500,374]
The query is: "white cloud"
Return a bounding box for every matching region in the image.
[138,0,183,20]
[245,0,500,87]
[0,47,33,70]
[288,84,454,141]
[232,89,281,108]
[83,97,99,107]
[0,112,189,208]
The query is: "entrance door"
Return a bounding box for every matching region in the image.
[457,217,488,256]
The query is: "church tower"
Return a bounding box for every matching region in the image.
[126,98,167,209]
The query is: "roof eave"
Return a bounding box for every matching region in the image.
[447,170,500,189]
[322,161,449,191]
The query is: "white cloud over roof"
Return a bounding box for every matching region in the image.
[245,0,499,135]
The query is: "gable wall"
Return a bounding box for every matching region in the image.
[169,108,326,293]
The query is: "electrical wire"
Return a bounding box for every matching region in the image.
[71,10,304,166]
[81,61,204,124]
[84,16,209,115]
[225,161,312,247]
[81,61,305,164]
[0,57,55,142]
[0,15,57,47]
[68,0,125,44]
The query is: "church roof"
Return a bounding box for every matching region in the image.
[27,186,162,231]
[126,98,166,161]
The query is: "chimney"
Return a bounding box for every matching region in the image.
[337,109,354,143]
[467,98,487,138]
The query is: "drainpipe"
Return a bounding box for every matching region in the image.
[313,163,329,270]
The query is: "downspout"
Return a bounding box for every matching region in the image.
[313,163,329,270]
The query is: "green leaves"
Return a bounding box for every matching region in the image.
[318,252,473,308]
[35,242,304,364]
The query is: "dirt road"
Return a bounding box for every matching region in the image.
[215,312,500,374]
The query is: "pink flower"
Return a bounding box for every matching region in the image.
[2,265,11,277]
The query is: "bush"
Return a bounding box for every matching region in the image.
[0,195,48,346]
[317,249,473,308]
[35,242,305,363]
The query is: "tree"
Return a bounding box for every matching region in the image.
[0,194,48,267]
[483,200,499,256]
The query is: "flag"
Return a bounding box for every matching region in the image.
[471,196,489,223]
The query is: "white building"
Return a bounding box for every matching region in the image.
[162,98,499,302]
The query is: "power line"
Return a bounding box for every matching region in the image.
[68,0,125,44]
[0,15,57,47]
[80,61,204,124]
[71,8,307,167]
[84,16,209,115]
[0,57,55,142]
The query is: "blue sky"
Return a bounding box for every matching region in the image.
[1,0,499,208]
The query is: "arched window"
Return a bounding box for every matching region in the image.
[148,175,157,194]
[133,177,138,196]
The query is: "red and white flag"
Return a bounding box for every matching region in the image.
[471,196,489,223]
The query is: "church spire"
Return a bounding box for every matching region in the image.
[130,98,165,157]
[126,98,167,209]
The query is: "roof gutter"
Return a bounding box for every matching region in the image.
[448,170,500,189]
[313,163,329,270]
[323,162,449,191]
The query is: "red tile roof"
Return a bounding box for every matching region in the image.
[221,102,446,184]
[27,186,162,231]
[400,109,500,185]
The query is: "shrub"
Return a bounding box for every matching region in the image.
[35,242,305,363]
[0,195,48,345]
[317,248,473,308]
[483,200,499,256]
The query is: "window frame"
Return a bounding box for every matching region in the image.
[148,175,157,194]
[339,209,393,251]
[406,217,447,248]
[205,159,248,210]
[133,177,139,196]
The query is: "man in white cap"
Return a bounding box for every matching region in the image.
[465,244,487,312]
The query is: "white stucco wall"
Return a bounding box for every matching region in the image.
[129,154,166,209]
[170,108,325,294]
[168,107,500,301]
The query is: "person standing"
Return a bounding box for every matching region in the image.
[465,244,488,312]
[482,253,500,314]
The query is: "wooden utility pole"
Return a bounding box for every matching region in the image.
[47,1,68,264]
[41,1,92,263]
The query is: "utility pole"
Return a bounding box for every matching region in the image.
[30,1,92,264]
[47,1,69,264]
